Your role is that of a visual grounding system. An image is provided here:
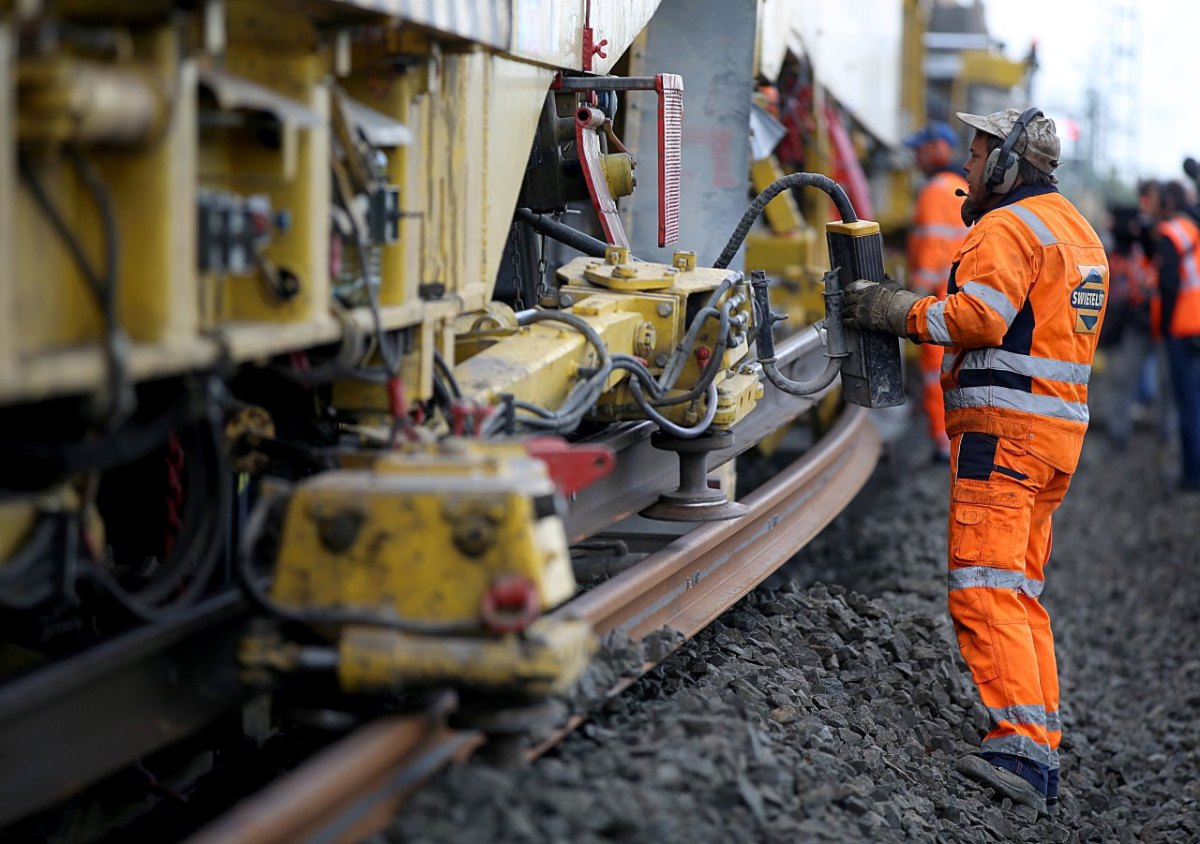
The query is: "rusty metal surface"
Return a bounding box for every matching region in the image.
[185,702,481,844]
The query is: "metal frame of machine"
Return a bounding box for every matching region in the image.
[0,1,921,835]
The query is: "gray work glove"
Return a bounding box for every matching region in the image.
[880,272,902,292]
[843,279,921,336]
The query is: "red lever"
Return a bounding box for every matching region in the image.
[525,436,616,497]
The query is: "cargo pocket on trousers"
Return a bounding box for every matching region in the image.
[950,505,987,564]
[949,591,1000,684]
[950,484,1028,568]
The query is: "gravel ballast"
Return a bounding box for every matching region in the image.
[390,376,1200,843]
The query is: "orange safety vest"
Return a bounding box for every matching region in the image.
[1154,215,1200,337]
[906,188,1109,474]
[907,171,969,297]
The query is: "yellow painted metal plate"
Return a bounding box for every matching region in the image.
[582,259,677,292]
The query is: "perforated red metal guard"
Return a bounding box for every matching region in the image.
[656,73,683,247]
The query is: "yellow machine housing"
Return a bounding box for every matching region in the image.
[562,252,761,430]
[263,441,592,695]
[337,618,594,698]
[271,445,575,622]
[449,249,761,434]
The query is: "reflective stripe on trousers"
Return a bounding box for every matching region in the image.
[947,432,1072,764]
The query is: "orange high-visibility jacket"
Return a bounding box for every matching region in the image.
[1153,215,1200,338]
[907,171,969,296]
[906,187,1109,473]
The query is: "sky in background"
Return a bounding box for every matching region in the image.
[984,0,1191,183]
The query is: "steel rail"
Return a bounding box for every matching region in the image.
[186,403,880,844]
[185,699,481,844]
[565,325,831,541]
[554,403,878,639]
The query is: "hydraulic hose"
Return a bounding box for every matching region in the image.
[515,207,611,258]
[656,277,735,392]
[1,399,197,490]
[493,308,614,435]
[629,379,719,439]
[0,516,61,609]
[751,269,849,396]
[653,301,732,407]
[713,172,856,270]
[81,413,232,622]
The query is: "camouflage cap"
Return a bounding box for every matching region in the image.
[955,108,1061,176]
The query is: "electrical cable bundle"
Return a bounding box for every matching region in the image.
[0,414,230,622]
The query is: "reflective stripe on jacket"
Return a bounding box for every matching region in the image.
[1155,216,1200,337]
[907,171,969,297]
[906,187,1109,473]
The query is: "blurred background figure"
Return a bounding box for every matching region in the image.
[1147,179,1200,491]
[905,121,968,463]
[1098,202,1156,449]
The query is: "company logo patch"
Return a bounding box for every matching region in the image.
[1071,265,1107,334]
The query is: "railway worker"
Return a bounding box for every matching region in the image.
[905,121,971,463]
[1098,204,1157,449]
[842,107,1108,817]
[1146,179,1200,491]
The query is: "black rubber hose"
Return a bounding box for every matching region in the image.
[0,516,61,610]
[126,419,228,607]
[17,154,106,305]
[653,303,731,407]
[81,416,231,621]
[629,379,719,439]
[506,309,614,433]
[713,173,857,270]
[0,401,195,488]
[433,350,463,400]
[750,270,847,397]
[515,208,611,258]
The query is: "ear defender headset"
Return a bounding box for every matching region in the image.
[982,107,1043,195]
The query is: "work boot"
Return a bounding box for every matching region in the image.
[1046,767,1059,817]
[955,755,1048,815]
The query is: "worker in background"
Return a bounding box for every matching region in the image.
[905,121,969,462]
[842,108,1108,818]
[1133,180,1168,436]
[1098,205,1155,449]
[1147,179,1200,491]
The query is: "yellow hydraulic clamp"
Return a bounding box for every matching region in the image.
[241,439,601,697]
[452,245,763,436]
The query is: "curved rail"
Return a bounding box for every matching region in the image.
[186,404,880,844]
[555,404,877,639]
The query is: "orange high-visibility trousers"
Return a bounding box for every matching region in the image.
[947,431,1070,778]
[919,342,948,455]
